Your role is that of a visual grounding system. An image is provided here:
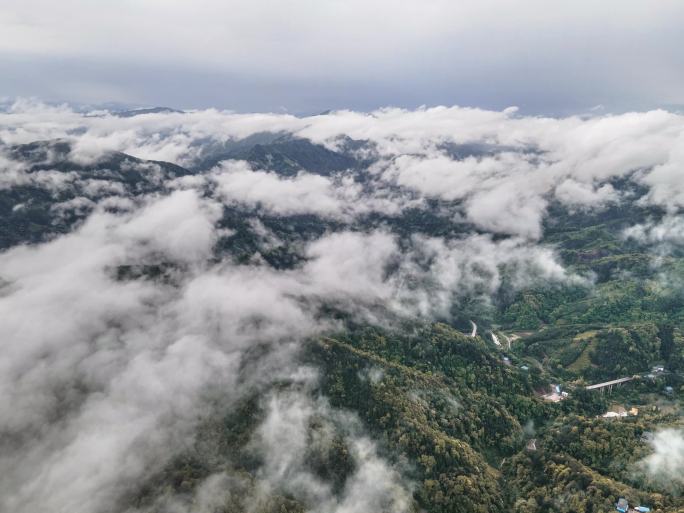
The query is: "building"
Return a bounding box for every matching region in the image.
[542,384,569,402]
[601,406,638,419]
[616,497,628,513]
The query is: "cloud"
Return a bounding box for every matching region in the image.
[123,372,414,513]
[212,161,363,219]
[0,191,302,513]
[464,183,549,239]
[394,233,577,317]
[2,101,683,243]
[301,231,399,304]
[554,179,619,208]
[1,101,683,513]
[117,189,221,263]
[252,389,413,513]
[639,132,684,211]
[0,185,576,511]
[640,428,684,492]
[373,152,551,238]
[2,1,684,111]
[623,215,684,257]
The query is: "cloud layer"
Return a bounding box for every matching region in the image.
[2,1,684,111]
[641,429,684,493]
[3,101,684,239]
[1,101,684,512]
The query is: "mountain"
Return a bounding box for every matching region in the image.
[0,140,193,248]
[115,106,185,117]
[195,134,364,175]
[1,106,683,513]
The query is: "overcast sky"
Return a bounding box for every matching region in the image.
[2,0,684,114]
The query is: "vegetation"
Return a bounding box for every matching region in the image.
[6,138,684,512]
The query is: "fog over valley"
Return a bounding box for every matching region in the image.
[0,99,684,512]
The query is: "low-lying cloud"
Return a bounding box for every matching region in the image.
[2,101,683,240]
[1,100,683,512]
[640,428,684,493]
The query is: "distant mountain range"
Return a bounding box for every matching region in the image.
[1,107,683,513]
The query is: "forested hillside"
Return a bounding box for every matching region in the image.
[1,103,684,513]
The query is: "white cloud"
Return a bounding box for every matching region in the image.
[623,215,684,259]
[394,233,575,317]
[117,189,221,263]
[640,428,684,492]
[2,101,683,513]
[2,1,684,110]
[212,160,407,219]
[3,103,683,242]
[554,179,619,208]
[639,132,684,211]
[253,390,413,513]
[0,191,285,513]
[212,160,354,218]
[301,231,399,304]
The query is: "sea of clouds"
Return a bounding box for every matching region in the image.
[1,100,684,512]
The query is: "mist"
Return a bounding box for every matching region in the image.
[1,100,684,512]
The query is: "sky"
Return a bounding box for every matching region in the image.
[2,0,684,113]
[2,4,684,510]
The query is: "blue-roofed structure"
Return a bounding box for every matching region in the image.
[616,498,628,513]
